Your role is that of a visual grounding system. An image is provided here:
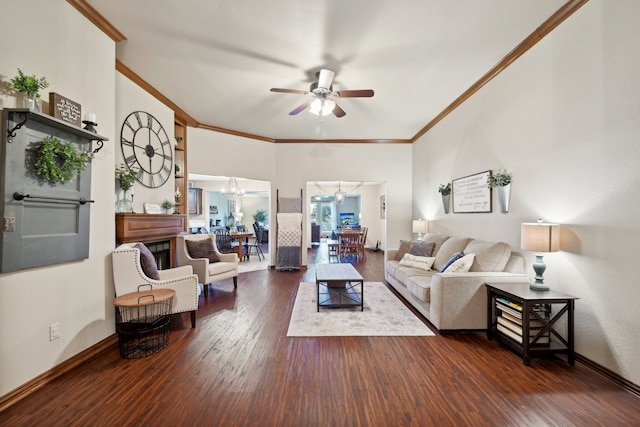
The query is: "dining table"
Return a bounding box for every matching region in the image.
[230,231,254,261]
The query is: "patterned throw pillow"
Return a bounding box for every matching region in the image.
[135,243,160,280]
[399,254,436,271]
[438,251,464,273]
[408,241,435,257]
[185,239,219,263]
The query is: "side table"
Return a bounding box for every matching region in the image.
[113,286,175,359]
[486,282,578,366]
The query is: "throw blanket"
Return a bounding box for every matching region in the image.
[277,212,302,230]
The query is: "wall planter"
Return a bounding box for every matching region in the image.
[441,194,450,214]
[495,183,511,213]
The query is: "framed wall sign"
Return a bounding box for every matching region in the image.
[452,171,492,213]
[49,93,82,127]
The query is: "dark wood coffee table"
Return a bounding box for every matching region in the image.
[315,263,364,311]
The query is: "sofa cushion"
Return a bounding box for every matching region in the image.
[135,243,160,280]
[408,240,435,257]
[394,264,432,284]
[433,237,472,271]
[444,253,476,273]
[399,254,435,271]
[208,260,236,275]
[464,240,510,272]
[395,240,412,261]
[406,275,433,302]
[503,253,525,274]
[185,238,219,263]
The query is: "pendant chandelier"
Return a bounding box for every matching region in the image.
[222,176,244,196]
[335,181,346,204]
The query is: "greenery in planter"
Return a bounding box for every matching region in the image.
[35,136,92,184]
[487,169,512,188]
[438,183,451,196]
[162,199,175,210]
[10,68,49,98]
[252,209,268,224]
[115,164,138,191]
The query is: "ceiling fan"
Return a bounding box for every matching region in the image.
[270,69,374,118]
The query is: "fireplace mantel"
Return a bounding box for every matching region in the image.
[115,213,186,268]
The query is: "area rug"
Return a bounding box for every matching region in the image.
[286,282,435,337]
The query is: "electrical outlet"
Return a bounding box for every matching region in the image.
[49,322,60,341]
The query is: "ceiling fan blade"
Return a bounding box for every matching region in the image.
[336,89,374,98]
[289,102,311,115]
[332,103,346,118]
[270,88,307,95]
[317,69,335,90]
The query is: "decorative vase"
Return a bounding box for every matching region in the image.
[23,94,42,112]
[116,190,133,213]
[495,184,511,213]
[441,194,450,214]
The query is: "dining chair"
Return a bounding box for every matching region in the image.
[214,229,235,254]
[247,223,265,261]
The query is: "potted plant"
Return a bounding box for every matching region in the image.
[438,183,451,214]
[252,209,268,225]
[10,68,49,112]
[162,199,175,214]
[487,169,512,213]
[115,164,138,212]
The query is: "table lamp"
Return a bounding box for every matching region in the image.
[412,218,427,241]
[521,220,560,291]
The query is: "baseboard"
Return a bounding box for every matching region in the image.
[0,334,118,412]
[574,353,640,397]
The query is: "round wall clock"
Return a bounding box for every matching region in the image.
[120,111,173,188]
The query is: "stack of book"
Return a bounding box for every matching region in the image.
[495,297,550,346]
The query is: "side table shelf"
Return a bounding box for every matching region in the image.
[486,282,578,366]
[113,287,175,359]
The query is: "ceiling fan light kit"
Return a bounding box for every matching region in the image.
[270,68,374,119]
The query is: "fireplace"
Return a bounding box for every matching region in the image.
[115,213,186,269]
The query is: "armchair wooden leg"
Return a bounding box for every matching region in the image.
[203,283,209,298]
[233,276,238,288]
[190,310,196,328]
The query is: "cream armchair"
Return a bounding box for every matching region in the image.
[112,243,200,328]
[176,234,239,298]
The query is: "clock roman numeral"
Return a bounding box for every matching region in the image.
[148,173,155,188]
[123,120,135,133]
[125,155,137,166]
[134,112,143,128]
[162,164,171,176]
[121,137,133,147]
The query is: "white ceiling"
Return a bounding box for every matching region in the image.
[87,0,566,141]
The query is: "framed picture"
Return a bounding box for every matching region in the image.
[209,205,218,214]
[452,171,492,213]
[380,195,386,219]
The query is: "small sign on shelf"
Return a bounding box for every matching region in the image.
[49,92,82,127]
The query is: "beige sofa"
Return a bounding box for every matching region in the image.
[385,233,530,332]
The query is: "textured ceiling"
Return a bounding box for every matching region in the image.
[87,0,567,141]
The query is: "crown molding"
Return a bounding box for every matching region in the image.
[66,0,126,42]
[197,123,275,143]
[274,138,411,144]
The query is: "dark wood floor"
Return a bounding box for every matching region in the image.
[2,245,639,426]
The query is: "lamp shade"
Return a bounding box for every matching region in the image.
[521,222,560,253]
[412,219,427,234]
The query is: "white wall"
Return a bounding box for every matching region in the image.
[413,0,640,385]
[0,0,116,396]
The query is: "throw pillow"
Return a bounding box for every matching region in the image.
[408,241,435,257]
[185,239,219,263]
[463,240,511,272]
[135,243,160,280]
[399,254,436,271]
[444,253,476,273]
[395,240,412,261]
[438,251,464,273]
